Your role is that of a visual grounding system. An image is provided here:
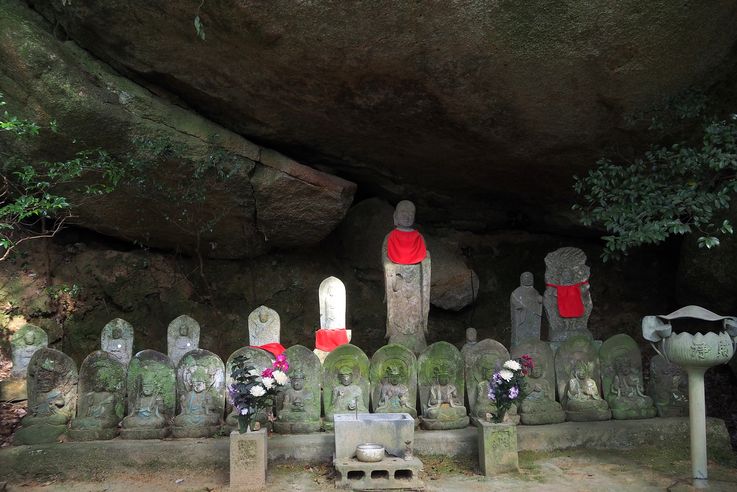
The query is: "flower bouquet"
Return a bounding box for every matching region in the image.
[228,353,290,433]
[487,355,533,423]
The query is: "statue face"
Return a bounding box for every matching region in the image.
[389,373,400,385]
[178,325,189,337]
[394,200,416,228]
[192,379,207,393]
[258,308,269,323]
[465,328,477,343]
[37,367,56,392]
[574,366,586,379]
[24,331,37,345]
[339,372,353,386]
[292,378,305,391]
[438,374,450,386]
[112,328,123,339]
[561,269,575,284]
[520,272,534,287]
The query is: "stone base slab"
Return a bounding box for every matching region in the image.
[565,409,612,422]
[420,415,469,430]
[172,424,220,438]
[273,420,322,434]
[520,410,566,425]
[230,429,266,491]
[611,407,658,420]
[69,427,118,441]
[0,378,27,402]
[334,456,424,490]
[119,427,169,440]
[14,424,67,445]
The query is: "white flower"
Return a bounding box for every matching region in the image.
[249,385,266,397]
[261,377,274,390]
[503,360,521,371]
[240,407,249,416]
[499,369,514,382]
[272,370,289,386]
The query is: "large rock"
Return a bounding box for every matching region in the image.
[23,0,737,229]
[0,1,355,259]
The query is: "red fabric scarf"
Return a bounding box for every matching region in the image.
[387,229,427,265]
[546,280,589,318]
[251,342,286,357]
[315,328,349,352]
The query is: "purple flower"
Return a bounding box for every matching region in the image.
[227,384,238,405]
[509,386,519,399]
[488,388,496,401]
[492,372,502,384]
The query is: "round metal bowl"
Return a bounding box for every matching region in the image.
[355,443,385,462]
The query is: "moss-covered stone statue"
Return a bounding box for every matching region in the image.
[543,247,593,344]
[600,334,656,420]
[173,349,225,438]
[275,345,322,434]
[555,336,611,422]
[511,339,565,425]
[101,318,134,367]
[121,350,176,439]
[14,348,78,445]
[648,354,688,417]
[418,341,468,430]
[69,351,126,441]
[1,324,48,402]
[464,338,519,425]
[370,344,418,419]
[323,344,369,431]
[167,314,200,367]
[225,347,274,431]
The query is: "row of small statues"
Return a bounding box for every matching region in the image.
[12,324,687,444]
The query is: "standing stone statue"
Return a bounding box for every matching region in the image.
[275,345,322,434]
[464,339,519,425]
[167,315,201,367]
[248,306,281,347]
[418,341,468,430]
[510,272,543,347]
[101,318,134,367]
[70,351,126,441]
[314,276,351,363]
[554,335,611,421]
[600,334,656,420]
[543,247,593,343]
[14,348,78,445]
[648,354,688,417]
[225,347,274,431]
[460,327,478,356]
[1,324,48,402]
[383,200,431,355]
[323,344,369,431]
[173,349,225,438]
[370,344,418,419]
[511,339,565,425]
[121,350,176,439]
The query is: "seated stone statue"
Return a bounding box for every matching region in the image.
[122,373,167,432]
[425,367,467,422]
[564,361,611,421]
[173,366,220,430]
[70,381,119,431]
[519,364,565,425]
[472,366,519,424]
[329,366,367,419]
[608,357,656,419]
[22,359,75,428]
[375,366,416,417]
[278,369,314,421]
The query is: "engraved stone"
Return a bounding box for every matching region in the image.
[543,247,593,343]
[225,347,274,430]
[323,344,369,431]
[121,350,176,439]
[248,305,280,347]
[275,345,322,434]
[464,339,519,425]
[600,334,656,420]
[173,349,225,438]
[10,324,48,378]
[101,318,134,367]
[554,335,611,421]
[510,272,543,347]
[648,354,688,417]
[511,339,565,425]
[167,315,200,367]
[418,341,468,430]
[314,276,352,363]
[370,344,418,419]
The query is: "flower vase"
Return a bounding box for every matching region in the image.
[478,422,519,475]
[237,415,251,434]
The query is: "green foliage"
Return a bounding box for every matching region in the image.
[574,115,737,261]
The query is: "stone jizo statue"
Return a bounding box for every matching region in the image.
[101,318,134,367]
[122,373,167,432]
[11,324,48,378]
[649,354,688,417]
[461,327,478,355]
[248,305,281,347]
[174,366,219,428]
[543,247,593,343]
[511,340,565,425]
[383,200,431,355]
[275,345,322,434]
[510,272,543,347]
[564,361,611,420]
[600,334,656,420]
[280,369,309,415]
[167,315,201,367]
[332,366,367,414]
[375,366,414,415]
[426,365,466,421]
[314,276,351,363]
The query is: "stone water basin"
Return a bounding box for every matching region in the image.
[333,413,414,460]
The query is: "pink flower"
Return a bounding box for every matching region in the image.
[261,367,274,378]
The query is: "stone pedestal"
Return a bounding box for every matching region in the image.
[120,427,169,440]
[14,424,68,445]
[69,428,118,441]
[230,429,267,491]
[478,422,519,475]
[0,378,27,402]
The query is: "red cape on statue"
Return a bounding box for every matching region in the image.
[546,280,588,318]
[315,328,349,352]
[250,343,286,357]
[387,229,427,265]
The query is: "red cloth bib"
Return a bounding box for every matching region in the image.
[315,328,349,352]
[251,343,286,357]
[546,280,588,318]
[387,229,427,265]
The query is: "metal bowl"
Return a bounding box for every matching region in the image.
[355,443,385,462]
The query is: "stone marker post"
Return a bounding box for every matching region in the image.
[230,428,267,490]
[478,422,519,475]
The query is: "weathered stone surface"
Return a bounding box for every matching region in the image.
[510,273,543,347]
[100,318,134,367]
[544,247,593,343]
[275,345,321,434]
[418,341,469,430]
[229,429,267,491]
[121,350,176,440]
[648,354,688,418]
[69,350,126,441]
[464,338,518,425]
[173,349,225,438]
[224,347,274,430]
[425,237,479,311]
[248,305,280,347]
[511,339,565,425]
[370,344,418,418]
[21,0,737,232]
[334,413,415,460]
[478,422,519,475]
[323,344,370,431]
[555,335,611,422]
[10,324,48,378]
[314,276,351,363]
[600,334,656,420]
[167,315,200,367]
[0,1,355,259]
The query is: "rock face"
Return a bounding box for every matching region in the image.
[0,1,355,259]
[21,0,737,228]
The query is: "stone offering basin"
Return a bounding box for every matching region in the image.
[334,413,414,460]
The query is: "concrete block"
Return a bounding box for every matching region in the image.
[334,456,424,490]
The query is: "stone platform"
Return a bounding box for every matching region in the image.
[0,417,731,482]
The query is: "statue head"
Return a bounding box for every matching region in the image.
[141,373,158,396]
[433,365,450,386]
[561,268,575,285]
[393,200,416,229]
[189,366,209,393]
[338,365,353,386]
[111,327,123,339]
[291,369,305,391]
[23,330,38,346]
[385,365,403,386]
[481,364,494,381]
[520,272,534,287]
[36,358,58,392]
[257,306,270,323]
[465,327,477,344]
[178,323,189,337]
[573,361,589,380]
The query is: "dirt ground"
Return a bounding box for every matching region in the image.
[2,447,736,492]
